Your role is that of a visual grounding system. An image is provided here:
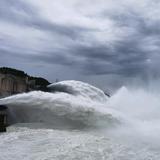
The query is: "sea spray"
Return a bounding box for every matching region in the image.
[105,86,160,149]
[1,80,160,135]
[1,81,160,159]
[0,81,122,129]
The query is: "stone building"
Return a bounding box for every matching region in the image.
[0,73,28,97]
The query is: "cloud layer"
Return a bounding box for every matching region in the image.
[1,0,160,90]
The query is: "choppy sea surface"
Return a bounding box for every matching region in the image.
[1,80,160,160]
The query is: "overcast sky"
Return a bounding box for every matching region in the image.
[0,0,160,91]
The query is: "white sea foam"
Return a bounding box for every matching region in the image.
[0,126,159,160]
[1,80,160,159]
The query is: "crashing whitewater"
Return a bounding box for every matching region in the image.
[0,80,160,160]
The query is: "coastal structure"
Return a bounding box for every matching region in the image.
[0,67,50,97]
[0,72,28,97]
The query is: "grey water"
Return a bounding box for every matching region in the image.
[0,80,160,160]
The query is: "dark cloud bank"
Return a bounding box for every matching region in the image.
[0,0,160,91]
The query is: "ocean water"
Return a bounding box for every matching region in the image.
[0,80,160,160]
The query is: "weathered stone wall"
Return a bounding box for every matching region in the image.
[0,73,28,97]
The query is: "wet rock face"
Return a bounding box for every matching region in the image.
[0,105,8,132]
[0,105,7,111]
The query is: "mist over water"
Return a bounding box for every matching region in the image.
[1,80,160,159]
[107,86,160,147]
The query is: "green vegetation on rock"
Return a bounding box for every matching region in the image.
[0,67,27,77]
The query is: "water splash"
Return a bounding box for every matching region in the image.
[1,81,160,159]
[0,81,121,129]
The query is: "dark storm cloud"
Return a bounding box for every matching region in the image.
[0,0,36,24]
[0,46,75,67]
[65,7,160,78]
[69,29,150,78]
[0,0,92,39]
[29,52,76,66]
[108,10,160,37]
[1,0,160,86]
